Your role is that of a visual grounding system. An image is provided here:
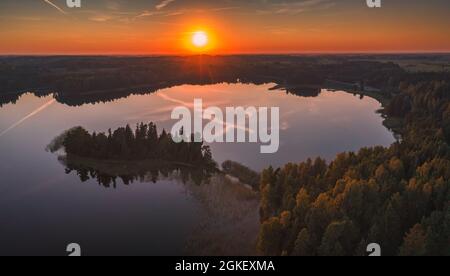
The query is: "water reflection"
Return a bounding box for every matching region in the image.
[59,155,215,188]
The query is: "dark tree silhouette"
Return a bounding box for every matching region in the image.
[52,122,217,169]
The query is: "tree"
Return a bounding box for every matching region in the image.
[294,188,311,220]
[399,224,427,256]
[292,228,313,256]
[318,220,359,256]
[257,217,283,256]
[260,167,281,221]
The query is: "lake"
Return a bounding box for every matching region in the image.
[0,83,395,255]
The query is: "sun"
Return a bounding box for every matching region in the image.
[192,31,208,48]
[184,28,216,53]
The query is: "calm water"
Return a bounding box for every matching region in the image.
[0,83,395,255]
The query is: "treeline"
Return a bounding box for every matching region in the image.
[0,55,412,107]
[258,76,450,256]
[50,122,217,169]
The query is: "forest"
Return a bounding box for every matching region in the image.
[257,74,450,256]
[48,122,217,169]
[0,55,427,107]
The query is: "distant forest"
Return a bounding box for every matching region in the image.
[3,55,449,107]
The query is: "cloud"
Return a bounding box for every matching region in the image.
[211,6,240,12]
[2,16,44,21]
[89,15,113,22]
[156,0,176,10]
[0,98,56,138]
[257,0,335,15]
[134,10,165,19]
[43,0,67,15]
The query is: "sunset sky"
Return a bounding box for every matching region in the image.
[0,0,449,54]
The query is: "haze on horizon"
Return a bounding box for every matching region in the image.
[0,0,449,55]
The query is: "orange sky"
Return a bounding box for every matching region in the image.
[0,0,449,55]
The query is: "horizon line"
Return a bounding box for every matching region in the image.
[1,51,450,57]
